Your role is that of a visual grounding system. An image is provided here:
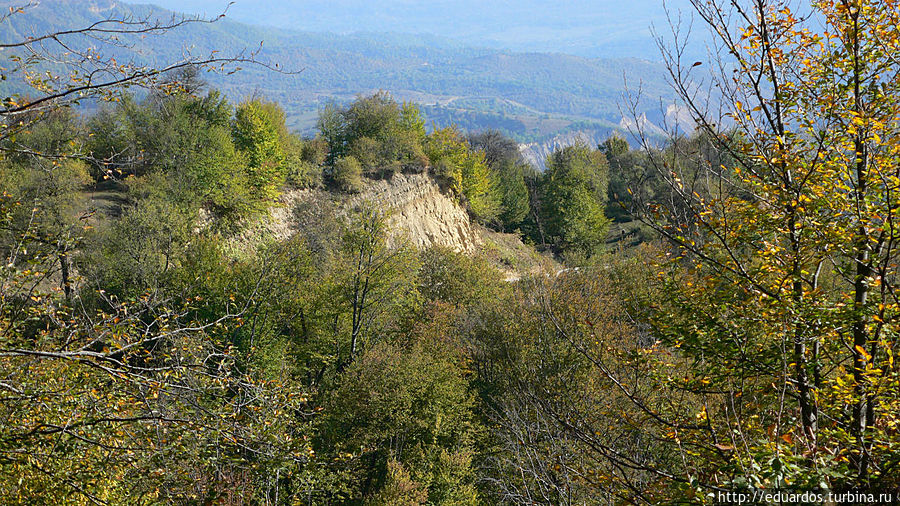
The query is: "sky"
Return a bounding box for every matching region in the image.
[142,0,702,60]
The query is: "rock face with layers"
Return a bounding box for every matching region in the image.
[345,173,481,253]
[251,172,481,254]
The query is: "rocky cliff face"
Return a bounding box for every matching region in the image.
[221,171,558,279]
[240,173,481,254]
[519,128,614,170]
[345,173,482,253]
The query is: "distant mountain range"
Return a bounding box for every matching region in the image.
[1,0,692,163]
[145,0,704,61]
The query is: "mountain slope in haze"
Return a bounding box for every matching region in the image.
[0,0,683,158]
[147,0,703,60]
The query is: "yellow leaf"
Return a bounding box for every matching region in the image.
[855,345,872,361]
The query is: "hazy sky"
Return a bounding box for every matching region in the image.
[143,0,700,60]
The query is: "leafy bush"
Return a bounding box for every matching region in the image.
[332,155,364,192]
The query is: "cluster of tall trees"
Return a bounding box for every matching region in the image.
[315,93,613,258]
[85,84,324,225]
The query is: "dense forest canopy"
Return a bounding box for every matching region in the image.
[3,0,900,504]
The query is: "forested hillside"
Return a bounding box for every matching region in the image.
[0,0,678,150]
[4,0,900,504]
[147,0,702,60]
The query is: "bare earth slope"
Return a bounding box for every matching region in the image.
[230,172,555,278]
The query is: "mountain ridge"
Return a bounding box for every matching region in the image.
[1,0,682,162]
[144,0,702,60]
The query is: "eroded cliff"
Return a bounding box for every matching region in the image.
[234,172,481,254]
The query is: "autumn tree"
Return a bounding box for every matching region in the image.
[465,0,900,500]
[617,0,900,493]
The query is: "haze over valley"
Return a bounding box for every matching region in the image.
[1,0,695,166]
[146,0,700,60]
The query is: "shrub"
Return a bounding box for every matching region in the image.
[332,155,364,192]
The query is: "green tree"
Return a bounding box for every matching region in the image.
[79,175,195,297]
[284,140,325,189]
[541,143,610,257]
[426,127,502,224]
[396,102,430,172]
[334,207,420,366]
[369,460,429,505]
[606,149,653,223]
[318,101,348,165]
[232,99,288,201]
[496,161,531,230]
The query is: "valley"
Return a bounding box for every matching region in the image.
[0,0,681,167]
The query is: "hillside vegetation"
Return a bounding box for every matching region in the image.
[5,0,900,503]
[0,69,619,501]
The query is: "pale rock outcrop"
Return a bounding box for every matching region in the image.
[345,173,481,253]
[244,172,481,254]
